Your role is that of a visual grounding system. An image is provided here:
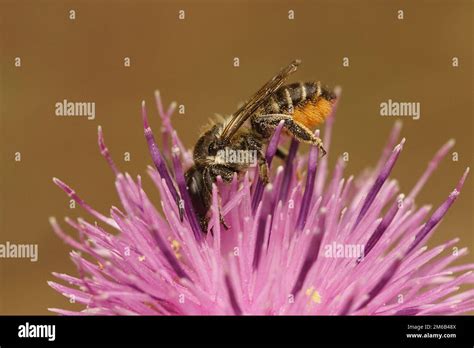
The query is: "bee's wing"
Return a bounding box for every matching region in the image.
[219,60,301,142]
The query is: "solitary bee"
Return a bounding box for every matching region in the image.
[185,60,336,232]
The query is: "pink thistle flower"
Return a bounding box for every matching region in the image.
[48,89,474,315]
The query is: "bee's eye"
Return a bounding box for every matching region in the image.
[208,142,217,155]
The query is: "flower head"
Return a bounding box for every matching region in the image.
[49,90,473,315]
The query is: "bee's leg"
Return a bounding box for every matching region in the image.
[219,211,230,230]
[257,151,269,185]
[275,146,288,160]
[251,113,292,138]
[253,113,327,156]
[176,196,185,222]
[283,119,327,156]
[192,168,212,233]
[200,217,209,234]
[205,165,235,230]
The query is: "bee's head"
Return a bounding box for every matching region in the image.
[193,124,227,161]
[207,139,225,156]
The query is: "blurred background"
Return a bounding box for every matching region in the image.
[0,0,472,314]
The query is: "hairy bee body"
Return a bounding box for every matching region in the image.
[254,82,336,139]
[184,61,337,232]
[186,124,265,231]
[264,82,333,118]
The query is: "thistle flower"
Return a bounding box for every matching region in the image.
[48,90,474,315]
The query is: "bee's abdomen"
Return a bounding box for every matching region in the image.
[264,82,329,113]
[264,82,336,129]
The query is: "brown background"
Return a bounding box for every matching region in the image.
[0,0,472,314]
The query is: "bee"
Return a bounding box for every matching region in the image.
[184,60,337,232]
